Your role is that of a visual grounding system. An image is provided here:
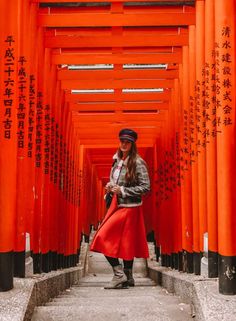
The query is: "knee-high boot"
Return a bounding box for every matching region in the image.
[104,264,128,289]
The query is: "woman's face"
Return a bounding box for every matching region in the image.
[120,139,132,154]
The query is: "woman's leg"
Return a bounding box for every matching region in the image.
[104,256,128,289]
[123,259,135,286]
[123,259,134,270]
[105,256,120,267]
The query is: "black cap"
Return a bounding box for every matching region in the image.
[119,128,138,143]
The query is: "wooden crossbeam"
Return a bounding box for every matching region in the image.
[76,138,156,146]
[61,78,174,89]
[38,12,195,27]
[72,112,166,122]
[74,122,163,129]
[52,52,182,64]
[58,47,182,54]
[45,34,188,48]
[35,0,194,3]
[46,27,187,36]
[69,101,169,111]
[74,127,161,135]
[58,69,179,80]
[65,91,171,102]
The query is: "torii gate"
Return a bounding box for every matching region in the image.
[0,0,235,296]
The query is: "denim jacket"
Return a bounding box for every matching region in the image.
[109,153,150,207]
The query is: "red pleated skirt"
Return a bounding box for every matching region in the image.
[90,196,149,260]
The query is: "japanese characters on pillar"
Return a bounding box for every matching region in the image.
[195,79,202,151]
[216,26,233,129]
[203,62,211,143]
[44,104,50,175]
[17,56,27,149]
[54,123,59,185]
[175,132,181,188]
[189,95,196,164]
[59,132,63,191]
[36,92,43,169]
[181,109,190,173]
[28,75,36,158]
[50,117,55,182]
[3,36,16,140]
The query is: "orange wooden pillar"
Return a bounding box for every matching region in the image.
[31,26,45,274]
[215,0,236,294]
[70,128,79,266]
[0,0,19,291]
[57,91,66,269]
[172,79,182,271]
[58,103,67,268]
[25,1,38,261]
[179,46,193,273]
[155,137,164,264]
[47,67,60,270]
[205,0,218,278]
[64,107,73,267]
[162,140,172,267]
[167,92,180,269]
[40,48,52,273]
[74,137,82,263]
[14,0,30,278]
[195,0,207,274]
[158,129,171,267]
[152,142,161,262]
[188,24,200,275]
[78,144,86,239]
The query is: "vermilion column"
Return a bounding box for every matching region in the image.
[14,0,30,278]
[188,24,200,275]
[168,81,180,270]
[153,142,161,262]
[180,46,193,273]
[173,79,182,271]
[0,0,19,291]
[40,48,51,273]
[25,1,37,259]
[32,27,45,274]
[215,0,236,295]
[205,0,218,278]
[195,0,207,273]
[54,84,64,269]
[47,66,58,271]
[156,135,165,265]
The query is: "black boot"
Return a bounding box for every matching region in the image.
[124,268,135,287]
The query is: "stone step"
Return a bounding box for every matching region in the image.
[77,274,156,287]
[33,296,191,321]
[31,251,192,321]
[46,288,179,306]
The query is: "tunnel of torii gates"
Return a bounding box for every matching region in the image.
[0,0,235,295]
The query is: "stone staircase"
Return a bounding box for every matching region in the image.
[31,252,193,321]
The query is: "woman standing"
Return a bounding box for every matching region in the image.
[90,128,150,289]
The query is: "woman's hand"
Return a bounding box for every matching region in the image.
[105,182,113,193]
[111,184,121,195]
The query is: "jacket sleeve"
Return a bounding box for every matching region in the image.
[120,158,150,198]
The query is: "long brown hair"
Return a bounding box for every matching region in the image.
[117,142,137,184]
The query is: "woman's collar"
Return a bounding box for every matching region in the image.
[113,153,129,165]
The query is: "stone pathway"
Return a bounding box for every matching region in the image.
[31,252,193,321]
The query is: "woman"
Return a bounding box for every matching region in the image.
[90,128,150,289]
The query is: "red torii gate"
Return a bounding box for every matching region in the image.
[0,0,235,296]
